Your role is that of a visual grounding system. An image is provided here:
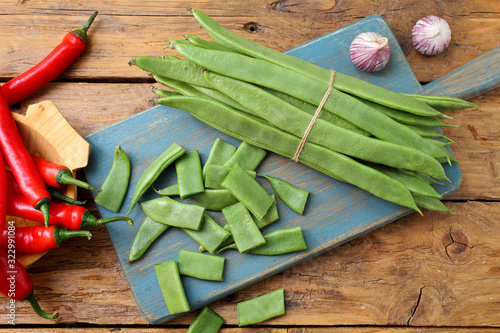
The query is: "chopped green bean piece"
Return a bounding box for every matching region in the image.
[183,213,231,254]
[260,175,309,215]
[178,249,225,281]
[223,141,266,171]
[246,226,306,255]
[187,306,225,333]
[155,183,180,196]
[237,288,285,326]
[219,226,306,255]
[126,143,185,215]
[205,164,256,189]
[194,189,238,211]
[155,260,190,315]
[176,150,205,199]
[222,202,266,253]
[253,194,279,229]
[222,164,274,220]
[200,195,278,253]
[129,216,169,262]
[140,197,205,230]
[203,138,237,178]
[95,146,131,212]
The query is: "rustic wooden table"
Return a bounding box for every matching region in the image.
[1,0,499,331]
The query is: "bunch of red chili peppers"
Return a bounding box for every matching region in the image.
[0,11,127,320]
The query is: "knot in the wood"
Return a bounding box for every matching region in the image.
[442,228,474,264]
[243,22,262,33]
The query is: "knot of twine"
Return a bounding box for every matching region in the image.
[292,70,336,162]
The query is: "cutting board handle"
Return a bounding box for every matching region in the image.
[423,46,500,99]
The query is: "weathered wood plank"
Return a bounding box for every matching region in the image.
[7,82,499,201]
[2,328,500,333]
[7,201,498,326]
[0,1,498,82]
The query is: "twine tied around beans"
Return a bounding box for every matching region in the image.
[292,70,336,162]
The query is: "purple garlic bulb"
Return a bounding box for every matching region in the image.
[412,16,451,56]
[349,32,391,72]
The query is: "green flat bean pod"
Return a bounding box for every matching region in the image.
[190,9,448,118]
[184,213,231,254]
[140,197,205,230]
[208,194,279,253]
[219,226,307,255]
[156,71,256,115]
[185,34,240,53]
[405,125,454,142]
[128,216,169,262]
[175,44,449,162]
[264,87,370,136]
[253,194,279,229]
[369,164,442,199]
[403,93,479,111]
[131,56,210,88]
[222,202,266,253]
[95,146,131,212]
[203,138,237,178]
[152,87,181,98]
[237,288,285,326]
[260,175,309,215]
[194,189,239,211]
[155,75,205,97]
[416,172,445,186]
[223,141,267,171]
[204,71,448,180]
[413,194,454,214]
[186,306,225,333]
[205,164,256,189]
[357,96,456,127]
[222,164,275,220]
[155,183,180,196]
[126,143,185,215]
[175,150,205,199]
[155,260,190,315]
[190,84,255,115]
[168,39,190,47]
[156,96,421,212]
[178,249,225,281]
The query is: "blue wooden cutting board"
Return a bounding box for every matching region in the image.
[84,15,462,323]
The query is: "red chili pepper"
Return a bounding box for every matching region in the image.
[0,151,7,233]
[0,225,91,254]
[6,168,21,195]
[0,249,59,319]
[30,155,97,191]
[6,168,86,205]
[1,11,98,106]
[0,90,51,227]
[7,194,133,231]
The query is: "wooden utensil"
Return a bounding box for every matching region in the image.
[7,101,90,267]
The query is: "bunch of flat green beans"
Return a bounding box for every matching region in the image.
[131,9,478,214]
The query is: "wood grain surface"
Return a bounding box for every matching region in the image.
[0,0,498,330]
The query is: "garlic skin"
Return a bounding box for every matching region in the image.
[349,32,391,72]
[412,16,451,56]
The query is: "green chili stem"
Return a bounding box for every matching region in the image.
[54,227,92,245]
[47,187,86,205]
[24,292,59,320]
[57,170,98,191]
[71,11,98,44]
